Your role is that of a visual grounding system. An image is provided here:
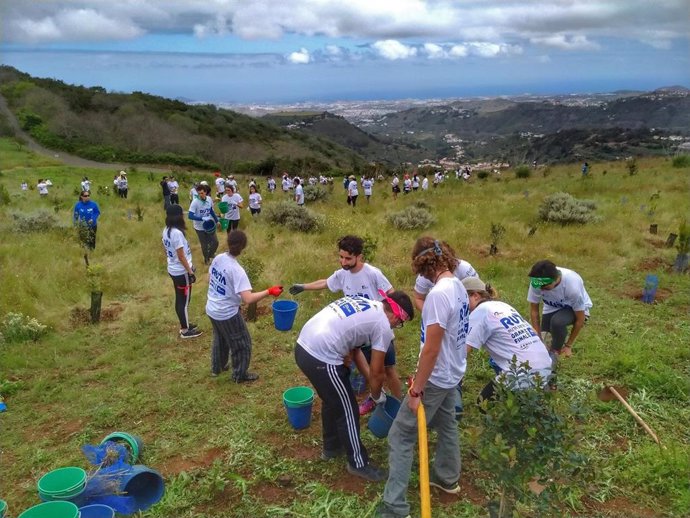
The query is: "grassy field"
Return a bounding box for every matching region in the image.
[1,137,689,517]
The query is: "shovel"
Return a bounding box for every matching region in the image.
[417,402,431,518]
[599,385,662,447]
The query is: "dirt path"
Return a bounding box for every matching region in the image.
[0,93,169,172]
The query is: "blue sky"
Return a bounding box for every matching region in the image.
[1,1,688,104]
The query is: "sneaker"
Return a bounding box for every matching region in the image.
[359,396,376,416]
[180,328,203,339]
[347,463,387,482]
[429,475,461,495]
[188,322,198,330]
[233,372,259,383]
[320,447,344,460]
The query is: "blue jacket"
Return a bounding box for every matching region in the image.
[73,200,101,228]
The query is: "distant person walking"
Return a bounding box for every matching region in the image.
[187,183,219,265]
[421,175,429,190]
[73,191,101,250]
[248,184,262,216]
[581,162,589,176]
[168,176,180,205]
[221,184,244,232]
[117,172,128,198]
[162,204,202,339]
[294,178,304,206]
[347,175,359,207]
[37,179,49,197]
[206,230,283,381]
[362,176,373,203]
[161,175,172,210]
[81,177,91,193]
[391,175,400,199]
[527,260,592,358]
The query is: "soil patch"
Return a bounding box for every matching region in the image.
[582,496,659,518]
[70,302,124,326]
[252,481,295,505]
[159,446,225,475]
[597,385,629,402]
[633,256,669,272]
[241,303,272,321]
[643,237,665,249]
[627,287,672,303]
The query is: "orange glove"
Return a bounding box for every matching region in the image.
[268,285,283,297]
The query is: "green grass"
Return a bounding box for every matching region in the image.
[1,139,689,517]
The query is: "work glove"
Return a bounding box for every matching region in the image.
[289,284,305,295]
[372,392,387,405]
[188,273,197,284]
[268,285,284,297]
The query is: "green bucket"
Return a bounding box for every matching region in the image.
[37,467,86,496]
[0,499,7,518]
[101,432,143,463]
[219,218,230,231]
[218,201,229,214]
[283,386,315,408]
[18,501,79,518]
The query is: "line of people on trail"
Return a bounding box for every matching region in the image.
[160,215,592,516]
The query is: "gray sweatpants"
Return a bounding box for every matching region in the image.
[541,308,575,351]
[209,312,252,379]
[381,383,461,517]
[195,229,219,263]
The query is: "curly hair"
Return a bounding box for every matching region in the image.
[411,236,457,280]
[227,229,248,257]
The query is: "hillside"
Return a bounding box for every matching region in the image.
[261,111,431,164]
[0,66,365,174]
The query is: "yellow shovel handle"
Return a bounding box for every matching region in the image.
[417,402,431,518]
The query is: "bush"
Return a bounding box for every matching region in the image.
[12,210,64,233]
[0,184,10,206]
[387,206,435,230]
[672,154,690,168]
[0,312,48,344]
[515,165,531,179]
[538,192,598,225]
[264,201,324,233]
[477,170,490,180]
[303,185,329,202]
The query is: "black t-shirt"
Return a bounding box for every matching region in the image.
[161,180,171,196]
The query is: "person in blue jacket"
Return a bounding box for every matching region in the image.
[73,190,101,250]
[187,183,219,265]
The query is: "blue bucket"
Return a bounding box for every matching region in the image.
[78,504,115,518]
[284,400,313,430]
[272,300,298,331]
[202,219,216,233]
[350,370,367,394]
[367,396,401,439]
[119,465,165,513]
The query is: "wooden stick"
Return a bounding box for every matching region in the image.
[608,386,661,446]
[417,403,431,518]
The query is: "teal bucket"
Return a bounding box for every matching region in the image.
[272,300,298,331]
[18,501,79,518]
[367,396,401,439]
[283,386,314,430]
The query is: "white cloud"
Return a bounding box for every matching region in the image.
[530,34,600,51]
[449,44,469,58]
[373,40,417,60]
[423,43,446,59]
[288,48,311,64]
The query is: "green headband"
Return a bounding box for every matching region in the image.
[530,277,555,289]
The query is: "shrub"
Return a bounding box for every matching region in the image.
[361,235,378,263]
[626,157,638,176]
[387,206,435,230]
[241,256,265,285]
[264,201,324,233]
[477,170,490,180]
[515,165,531,179]
[672,154,690,168]
[489,222,506,255]
[303,185,329,202]
[538,192,598,225]
[12,210,63,233]
[0,184,10,206]
[0,312,48,344]
[413,200,431,211]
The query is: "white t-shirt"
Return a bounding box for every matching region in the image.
[168,180,179,193]
[206,254,252,320]
[227,179,238,192]
[249,192,262,210]
[297,296,395,365]
[222,193,243,221]
[412,177,419,188]
[415,259,478,297]
[326,263,393,301]
[81,180,91,192]
[215,177,226,193]
[419,276,469,389]
[348,180,359,197]
[403,179,412,191]
[188,197,215,231]
[363,179,373,196]
[422,178,429,190]
[37,182,48,195]
[118,177,128,189]
[295,184,304,205]
[467,300,552,372]
[162,227,192,276]
[282,178,291,191]
[527,267,592,316]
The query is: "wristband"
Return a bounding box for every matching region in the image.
[408,387,423,398]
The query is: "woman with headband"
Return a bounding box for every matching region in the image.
[295,290,413,483]
[380,237,469,518]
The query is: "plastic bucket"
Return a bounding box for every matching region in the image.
[350,370,367,394]
[18,501,79,518]
[272,300,298,331]
[101,432,144,463]
[219,218,230,231]
[0,499,7,518]
[119,465,165,512]
[367,396,401,438]
[218,201,229,214]
[37,467,87,496]
[283,386,314,407]
[78,504,115,518]
[284,400,313,430]
[202,219,216,233]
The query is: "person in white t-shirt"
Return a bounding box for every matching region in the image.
[226,175,238,194]
[37,179,49,197]
[391,175,400,199]
[214,175,226,199]
[421,175,429,191]
[81,177,91,193]
[248,184,262,216]
[221,184,244,232]
[295,291,413,482]
[168,177,180,205]
[281,175,291,193]
[413,250,479,311]
[267,176,276,193]
[206,230,283,382]
[288,235,403,407]
[162,204,202,339]
[362,177,373,203]
[527,260,592,358]
[347,175,359,207]
[294,178,304,206]
[187,184,219,265]
[463,277,553,403]
[381,238,468,516]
